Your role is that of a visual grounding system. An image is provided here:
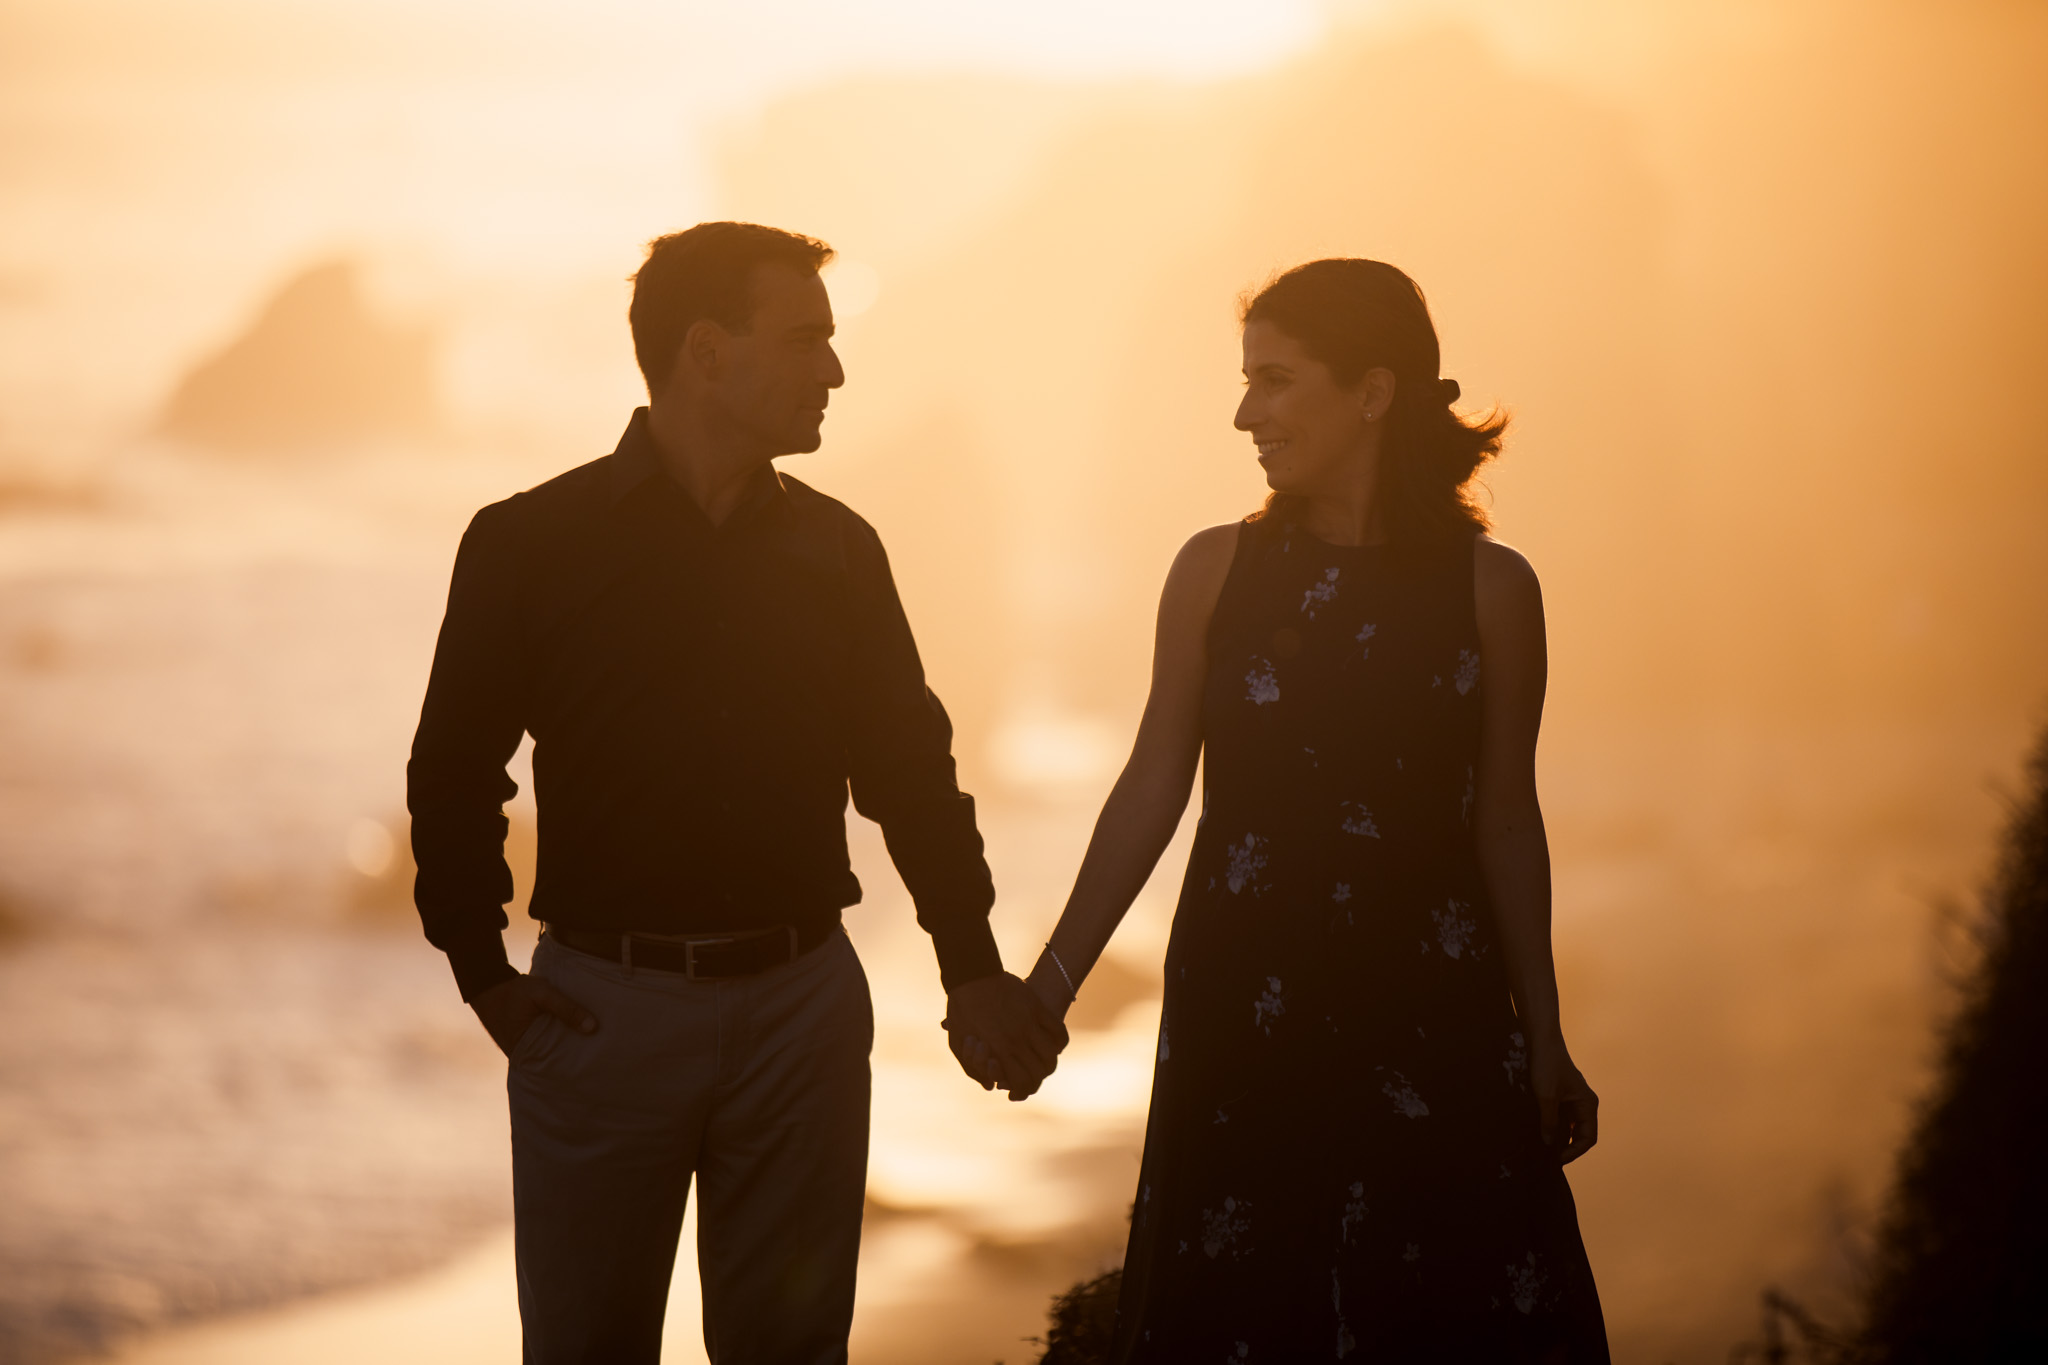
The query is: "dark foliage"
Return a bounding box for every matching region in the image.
[1729,1290,1852,1365]
[1851,718,2048,1361]
[1037,1268,1121,1365]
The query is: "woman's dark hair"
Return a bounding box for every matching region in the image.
[630,221,835,396]
[1240,258,1507,542]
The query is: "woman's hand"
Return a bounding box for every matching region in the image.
[1025,950,1076,1025]
[1528,1035,1599,1165]
[943,972,1067,1100]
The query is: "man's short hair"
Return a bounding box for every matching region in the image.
[629,222,835,396]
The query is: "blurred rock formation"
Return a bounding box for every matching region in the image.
[159,260,436,451]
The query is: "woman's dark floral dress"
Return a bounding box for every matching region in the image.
[1112,517,1608,1363]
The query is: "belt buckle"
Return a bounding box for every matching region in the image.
[683,936,734,981]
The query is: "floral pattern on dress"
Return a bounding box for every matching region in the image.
[1253,977,1286,1034]
[1433,898,1479,959]
[1455,647,1481,696]
[1245,658,1280,706]
[1379,1069,1430,1118]
[1507,1253,1546,1314]
[1115,522,1607,1362]
[1225,833,1269,894]
[1201,1197,1252,1259]
[1301,566,1340,618]
[1339,1181,1368,1245]
[1504,1031,1528,1088]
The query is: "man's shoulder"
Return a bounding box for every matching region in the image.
[465,453,616,547]
[526,451,619,504]
[776,472,886,551]
[778,471,869,527]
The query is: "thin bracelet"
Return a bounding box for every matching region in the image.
[1044,943,1079,1001]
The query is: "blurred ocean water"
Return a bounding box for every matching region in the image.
[0,440,1169,1364]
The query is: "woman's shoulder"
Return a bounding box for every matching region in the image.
[1158,522,1245,624]
[1473,533,1544,630]
[1473,532,1538,588]
[1178,520,1245,568]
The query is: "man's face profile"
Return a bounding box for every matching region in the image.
[686,264,844,459]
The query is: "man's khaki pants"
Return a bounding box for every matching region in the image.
[508,927,873,1365]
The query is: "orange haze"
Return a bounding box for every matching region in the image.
[0,3,2043,1362]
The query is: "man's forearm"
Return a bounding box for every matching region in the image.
[867,784,1001,990]
[891,813,1000,989]
[409,806,520,998]
[925,911,1003,993]
[433,915,519,1002]
[407,758,522,1001]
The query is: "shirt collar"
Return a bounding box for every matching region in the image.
[604,407,792,521]
[602,408,662,505]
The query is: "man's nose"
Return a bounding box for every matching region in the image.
[822,343,846,389]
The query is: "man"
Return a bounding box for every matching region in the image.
[407,221,1066,1364]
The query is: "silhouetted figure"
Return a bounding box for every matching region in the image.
[407,222,1063,1365]
[1016,260,1606,1361]
[1852,720,2048,1361]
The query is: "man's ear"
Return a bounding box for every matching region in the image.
[679,318,728,384]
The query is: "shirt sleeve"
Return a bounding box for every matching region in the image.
[840,519,1002,992]
[406,500,529,1003]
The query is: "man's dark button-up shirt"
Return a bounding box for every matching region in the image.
[407,409,1000,1002]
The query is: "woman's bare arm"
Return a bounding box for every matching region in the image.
[1021,524,1240,1015]
[1472,535,1598,1163]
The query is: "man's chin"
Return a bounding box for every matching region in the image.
[756,418,825,458]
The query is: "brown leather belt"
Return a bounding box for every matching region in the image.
[545,919,837,981]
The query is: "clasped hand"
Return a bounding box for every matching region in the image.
[942,971,1069,1101]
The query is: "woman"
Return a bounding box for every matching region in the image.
[1024,260,1607,1360]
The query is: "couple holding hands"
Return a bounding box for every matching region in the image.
[408,221,1606,1363]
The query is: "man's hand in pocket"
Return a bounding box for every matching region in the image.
[472,974,599,1057]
